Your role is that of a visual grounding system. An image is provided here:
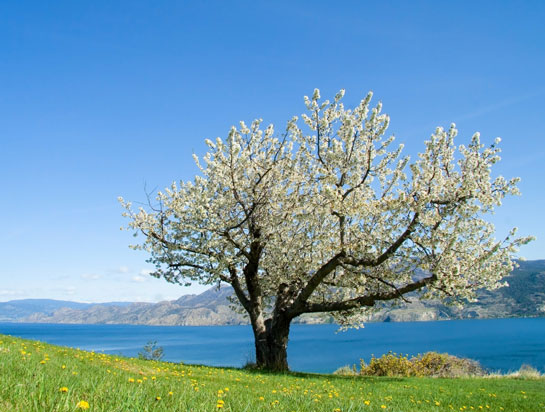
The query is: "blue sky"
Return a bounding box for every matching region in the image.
[1,1,544,303]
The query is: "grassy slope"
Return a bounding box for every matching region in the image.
[0,335,544,412]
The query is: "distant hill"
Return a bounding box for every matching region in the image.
[2,260,544,326]
[352,260,545,322]
[0,299,132,322]
[17,287,246,326]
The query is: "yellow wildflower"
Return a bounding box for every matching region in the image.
[76,400,90,410]
[59,387,68,393]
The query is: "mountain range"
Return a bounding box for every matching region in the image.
[1,260,544,326]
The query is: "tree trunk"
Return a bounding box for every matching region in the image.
[253,317,291,371]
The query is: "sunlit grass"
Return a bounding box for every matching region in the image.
[0,334,543,411]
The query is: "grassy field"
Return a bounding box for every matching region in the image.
[0,334,544,412]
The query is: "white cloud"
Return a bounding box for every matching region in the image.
[139,269,153,276]
[63,286,77,296]
[117,266,130,274]
[131,275,147,283]
[0,289,18,296]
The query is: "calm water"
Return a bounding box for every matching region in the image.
[1,318,544,373]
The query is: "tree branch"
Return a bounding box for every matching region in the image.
[299,274,437,314]
[223,266,251,313]
[344,212,420,267]
[290,252,345,312]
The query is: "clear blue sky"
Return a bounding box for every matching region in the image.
[1,1,544,303]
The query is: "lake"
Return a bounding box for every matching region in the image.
[1,318,544,373]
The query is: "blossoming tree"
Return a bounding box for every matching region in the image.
[120,90,532,371]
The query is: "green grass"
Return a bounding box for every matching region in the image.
[0,334,544,412]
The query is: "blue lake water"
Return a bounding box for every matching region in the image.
[1,318,544,373]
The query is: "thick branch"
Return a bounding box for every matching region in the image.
[299,274,437,314]
[290,252,345,312]
[222,266,251,313]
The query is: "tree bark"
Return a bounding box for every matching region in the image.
[252,316,291,371]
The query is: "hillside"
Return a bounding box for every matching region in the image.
[2,260,544,326]
[1,334,543,412]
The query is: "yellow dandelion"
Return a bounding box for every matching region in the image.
[168,391,173,396]
[128,378,135,383]
[364,400,371,405]
[59,387,68,393]
[259,396,265,401]
[76,400,90,410]
[381,406,387,409]
[155,396,161,401]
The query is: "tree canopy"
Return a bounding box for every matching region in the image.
[120,89,532,370]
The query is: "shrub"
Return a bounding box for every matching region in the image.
[412,352,485,377]
[138,340,164,361]
[360,352,413,377]
[333,365,358,376]
[514,364,542,379]
[358,351,485,377]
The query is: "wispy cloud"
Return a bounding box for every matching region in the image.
[454,89,545,123]
[131,275,147,283]
[81,273,102,280]
[63,286,77,296]
[117,266,130,274]
[402,89,545,141]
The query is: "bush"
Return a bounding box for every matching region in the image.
[360,352,413,377]
[358,351,485,377]
[333,365,358,376]
[138,340,164,361]
[412,352,484,377]
[514,364,542,379]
